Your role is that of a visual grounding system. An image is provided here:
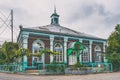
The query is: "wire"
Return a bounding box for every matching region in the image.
[0,26,8,35]
[0,17,10,29]
[0,12,11,28]
[0,10,18,42]
[0,10,8,18]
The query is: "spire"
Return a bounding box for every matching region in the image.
[50,6,60,25]
[54,5,56,13]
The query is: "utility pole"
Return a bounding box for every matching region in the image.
[11,9,13,42]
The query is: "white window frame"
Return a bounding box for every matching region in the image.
[32,39,44,63]
[53,43,63,63]
[82,46,89,63]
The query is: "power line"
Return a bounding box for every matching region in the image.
[0,15,11,29]
[0,10,7,19]
[0,26,8,35]
[0,12,11,28]
[0,10,15,43]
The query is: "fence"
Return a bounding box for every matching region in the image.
[38,64,65,75]
[0,63,23,73]
[0,63,112,74]
[92,63,112,73]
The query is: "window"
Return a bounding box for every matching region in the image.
[32,39,44,62]
[94,45,101,62]
[53,43,63,62]
[82,46,89,62]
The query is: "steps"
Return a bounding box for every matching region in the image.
[26,70,38,73]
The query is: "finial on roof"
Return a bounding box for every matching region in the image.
[54,5,56,13]
[19,24,23,30]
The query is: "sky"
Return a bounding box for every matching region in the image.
[0,0,120,44]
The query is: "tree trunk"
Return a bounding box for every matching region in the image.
[77,56,79,63]
[76,51,79,63]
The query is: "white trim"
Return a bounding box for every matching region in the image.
[82,46,89,63]
[89,40,93,63]
[79,39,83,63]
[50,35,54,63]
[64,37,68,63]
[32,39,45,64]
[23,31,106,43]
[22,33,29,68]
[54,43,64,62]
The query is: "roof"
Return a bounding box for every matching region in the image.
[21,24,106,41]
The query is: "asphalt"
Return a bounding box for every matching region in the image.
[0,72,120,80]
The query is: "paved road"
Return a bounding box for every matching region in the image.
[0,72,120,80]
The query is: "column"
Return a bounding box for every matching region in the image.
[79,39,83,63]
[89,40,93,63]
[50,35,54,63]
[103,42,106,62]
[22,32,29,70]
[64,37,68,64]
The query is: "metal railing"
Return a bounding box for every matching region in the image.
[92,63,113,73]
[38,63,65,75]
[0,63,23,73]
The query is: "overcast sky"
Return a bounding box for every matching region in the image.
[0,0,120,43]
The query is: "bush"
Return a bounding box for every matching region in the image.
[106,53,120,71]
[69,62,88,70]
[46,64,65,72]
[74,62,83,68]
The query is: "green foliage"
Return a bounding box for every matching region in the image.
[0,48,5,64]
[74,62,87,68]
[29,49,59,57]
[46,64,65,72]
[0,42,19,64]
[74,62,83,68]
[107,24,120,54]
[106,53,120,71]
[41,49,59,55]
[70,62,88,70]
[67,42,85,63]
[0,42,29,64]
[106,24,120,71]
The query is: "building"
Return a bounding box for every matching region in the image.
[17,9,106,68]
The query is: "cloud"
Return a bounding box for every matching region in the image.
[0,0,120,42]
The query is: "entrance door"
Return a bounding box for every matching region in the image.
[69,53,77,65]
[94,52,102,62]
[94,45,102,62]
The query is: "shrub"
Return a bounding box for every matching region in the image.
[106,53,120,71]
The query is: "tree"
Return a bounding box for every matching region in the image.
[0,42,29,64]
[107,24,120,54]
[0,48,6,64]
[67,41,85,63]
[106,24,120,71]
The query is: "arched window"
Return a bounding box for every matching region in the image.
[94,45,102,62]
[53,43,63,62]
[32,39,44,62]
[82,46,89,62]
[95,45,101,51]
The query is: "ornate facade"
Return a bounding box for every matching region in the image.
[17,9,106,68]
